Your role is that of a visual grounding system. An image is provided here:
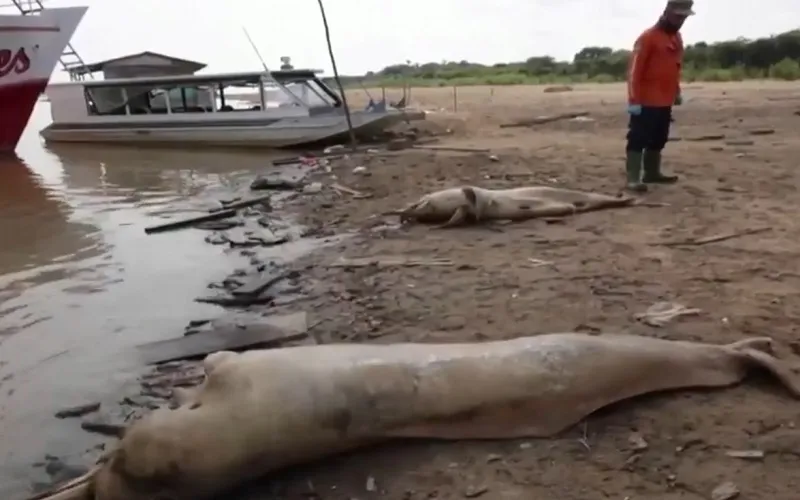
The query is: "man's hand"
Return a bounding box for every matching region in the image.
[674,94,683,106]
[627,104,642,115]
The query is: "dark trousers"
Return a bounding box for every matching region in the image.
[626,106,672,153]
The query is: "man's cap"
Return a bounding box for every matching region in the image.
[666,0,695,16]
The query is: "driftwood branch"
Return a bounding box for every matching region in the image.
[328,257,454,268]
[500,112,589,128]
[654,227,771,247]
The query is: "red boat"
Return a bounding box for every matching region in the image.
[0,6,86,153]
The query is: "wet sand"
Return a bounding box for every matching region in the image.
[6,81,800,500]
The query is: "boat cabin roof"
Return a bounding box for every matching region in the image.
[70,51,208,76]
[54,69,325,89]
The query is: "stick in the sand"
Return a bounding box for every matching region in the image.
[410,145,490,153]
[144,209,238,235]
[655,227,771,247]
[328,257,454,268]
[499,111,590,128]
[212,194,272,212]
[685,134,725,141]
[330,182,372,198]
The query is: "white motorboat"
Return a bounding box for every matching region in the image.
[40,68,424,148]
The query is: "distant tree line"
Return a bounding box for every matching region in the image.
[340,29,800,87]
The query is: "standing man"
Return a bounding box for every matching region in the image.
[624,0,694,193]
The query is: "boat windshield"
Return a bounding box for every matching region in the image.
[264,79,336,108]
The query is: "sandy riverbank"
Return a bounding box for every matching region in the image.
[31,81,800,500]
[277,81,800,500]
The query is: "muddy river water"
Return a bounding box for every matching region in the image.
[0,104,322,499]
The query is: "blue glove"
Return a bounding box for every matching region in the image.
[674,94,683,106]
[627,104,642,115]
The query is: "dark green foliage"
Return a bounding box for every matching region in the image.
[331,29,800,87]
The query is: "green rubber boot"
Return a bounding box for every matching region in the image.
[625,150,647,193]
[642,150,678,184]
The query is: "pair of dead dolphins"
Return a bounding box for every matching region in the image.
[37,333,800,500]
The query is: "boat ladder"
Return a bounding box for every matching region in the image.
[10,0,93,80]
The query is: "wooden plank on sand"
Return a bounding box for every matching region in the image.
[136,312,308,364]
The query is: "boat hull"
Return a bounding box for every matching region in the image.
[40,109,426,149]
[0,7,87,153]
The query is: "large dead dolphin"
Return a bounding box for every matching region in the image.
[387,185,637,227]
[36,334,800,500]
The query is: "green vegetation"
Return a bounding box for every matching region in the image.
[338,29,800,87]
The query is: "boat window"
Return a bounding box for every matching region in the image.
[84,86,134,115]
[216,79,266,112]
[84,84,217,115]
[149,86,214,113]
[83,76,302,116]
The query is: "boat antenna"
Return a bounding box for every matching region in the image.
[241,26,272,75]
[241,26,306,108]
[315,0,357,150]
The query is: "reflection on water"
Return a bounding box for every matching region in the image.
[0,104,291,499]
[0,157,106,339]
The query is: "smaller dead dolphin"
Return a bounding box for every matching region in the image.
[386,185,636,227]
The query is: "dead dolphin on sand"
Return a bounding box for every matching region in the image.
[33,333,800,500]
[386,185,637,227]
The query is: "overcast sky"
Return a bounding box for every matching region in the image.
[20,0,800,81]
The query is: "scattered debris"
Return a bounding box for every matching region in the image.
[135,312,308,364]
[635,302,701,327]
[328,257,454,269]
[331,182,371,199]
[463,485,489,498]
[80,418,125,438]
[410,145,490,153]
[54,402,100,419]
[194,220,243,231]
[144,209,237,234]
[216,195,273,212]
[499,111,590,128]
[250,176,304,191]
[232,269,300,297]
[655,227,771,247]
[725,449,765,460]
[724,139,755,146]
[387,138,413,151]
[686,134,725,141]
[711,481,740,500]
[303,182,324,194]
[628,432,648,450]
[748,128,775,136]
[194,294,275,307]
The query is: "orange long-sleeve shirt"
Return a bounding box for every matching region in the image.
[627,26,683,107]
